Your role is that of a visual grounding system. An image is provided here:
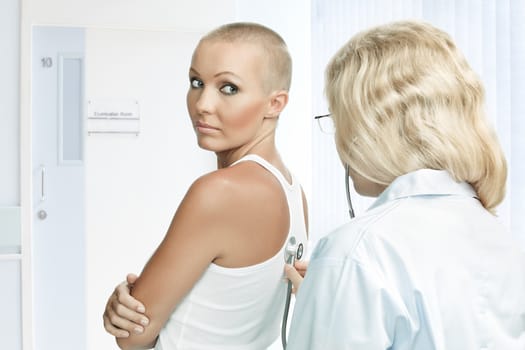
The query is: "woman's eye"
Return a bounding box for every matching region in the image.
[220,84,238,95]
[190,78,203,89]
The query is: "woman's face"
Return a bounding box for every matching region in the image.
[186,40,271,153]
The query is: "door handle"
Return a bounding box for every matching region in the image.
[40,165,45,202]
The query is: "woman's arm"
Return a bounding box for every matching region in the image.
[115,175,231,349]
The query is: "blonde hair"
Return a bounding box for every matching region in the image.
[325,20,507,211]
[201,22,292,92]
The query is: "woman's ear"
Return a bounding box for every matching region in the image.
[265,90,289,119]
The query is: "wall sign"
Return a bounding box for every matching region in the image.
[87,99,140,135]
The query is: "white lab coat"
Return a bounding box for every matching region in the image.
[287,169,525,350]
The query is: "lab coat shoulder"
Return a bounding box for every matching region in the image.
[288,202,415,349]
[309,200,407,272]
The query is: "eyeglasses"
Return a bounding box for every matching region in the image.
[314,114,335,134]
[314,113,355,219]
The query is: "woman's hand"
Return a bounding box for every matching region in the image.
[102,274,150,338]
[284,260,308,293]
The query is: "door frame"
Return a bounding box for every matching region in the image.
[20,0,34,347]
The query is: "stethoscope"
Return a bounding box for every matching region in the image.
[281,164,355,349]
[281,236,303,349]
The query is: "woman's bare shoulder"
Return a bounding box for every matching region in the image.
[186,161,288,237]
[188,162,284,207]
[189,162,289,266]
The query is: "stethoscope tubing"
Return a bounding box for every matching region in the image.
[345,164,355,219]
[281,255,295,349]
[281,165,355,349]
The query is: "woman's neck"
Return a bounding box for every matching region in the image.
[216,130,277,169]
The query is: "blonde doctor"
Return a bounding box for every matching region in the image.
[285,20,525,349]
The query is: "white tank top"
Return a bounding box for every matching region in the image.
[155,154,308,350]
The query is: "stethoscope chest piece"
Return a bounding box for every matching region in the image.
[296,242,303,260]
[285,236,303,263]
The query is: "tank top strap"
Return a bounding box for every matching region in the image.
[232,154,308,262]
[231,154,294,190]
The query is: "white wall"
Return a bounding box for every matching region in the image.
[1,1,22,348]
[25,0,235,30]
[1,0,20,206]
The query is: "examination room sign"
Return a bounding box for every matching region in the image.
[87,98,140,135]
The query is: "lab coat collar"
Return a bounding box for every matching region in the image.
[369,169,478,211]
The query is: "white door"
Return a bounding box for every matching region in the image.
[32,26,86,349]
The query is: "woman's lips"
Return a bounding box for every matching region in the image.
[195,121,220,134]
